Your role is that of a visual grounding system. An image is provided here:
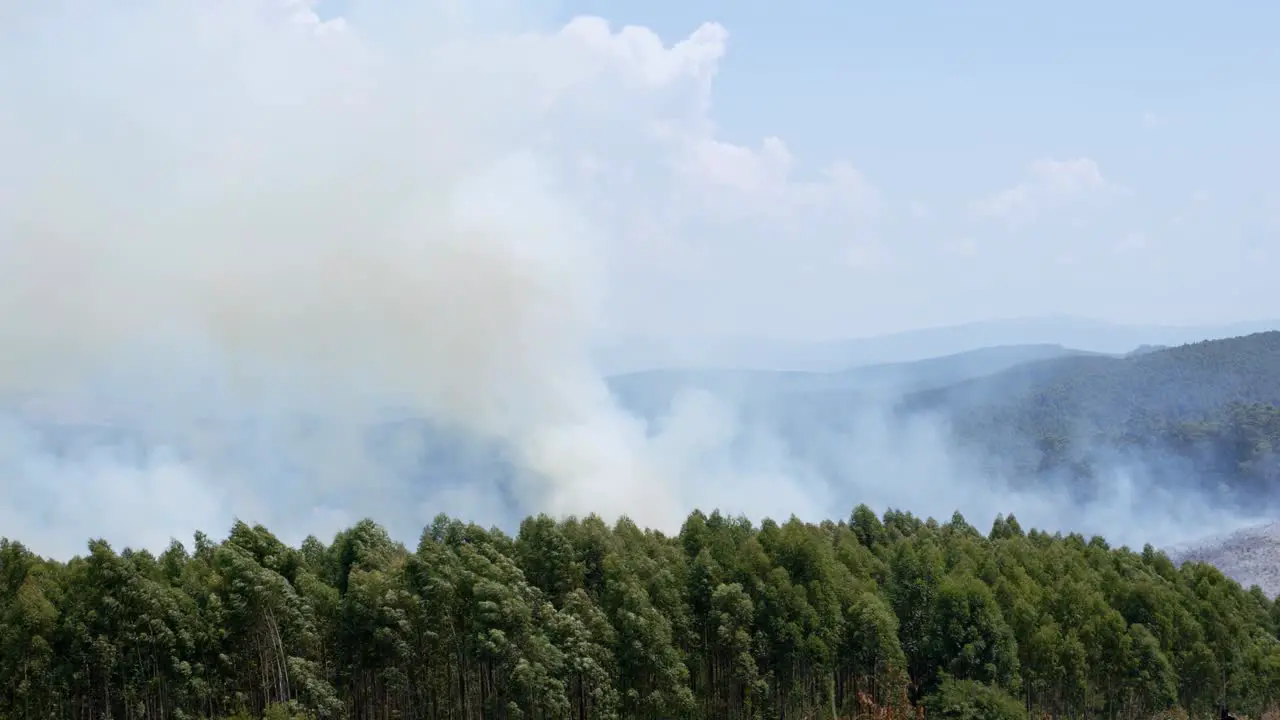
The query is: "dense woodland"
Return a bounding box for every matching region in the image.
[947,400,1280,500]
[613,333,1280,502]
[902,333,1280,498]
[4,506,1280,720]
[907,332,1280,424]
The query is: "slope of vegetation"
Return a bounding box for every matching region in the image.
[901,332,1280,498]
[607,343,1095,418]
[3,507,1280,720]
[905,332,1280,423]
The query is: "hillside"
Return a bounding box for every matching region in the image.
[3,507,1279,720]
[902,331,1280,422]
[596,315,1280,374]
[901,332,1280,501]
[609,333,1280,508]
[607,343,1097,419]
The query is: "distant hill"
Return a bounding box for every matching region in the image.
[900,332,1280,502]
[607,343,1099,418]
[612,331,1280,513]
[1126,344,1169,357]
[596,315,1280,374]
[903,331,1280,427]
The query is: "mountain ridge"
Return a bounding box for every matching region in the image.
[605,342,1102,417]
[597,314,1280,374]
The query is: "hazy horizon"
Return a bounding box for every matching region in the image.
[594,314,1280,374]
[602,313,1280,346]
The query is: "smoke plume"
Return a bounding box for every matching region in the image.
[0,0,1264,559]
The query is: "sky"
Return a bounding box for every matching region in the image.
[10,0,1280,345]
[562,0,1280,342]
[2,0,1279,556]
[327,0,1280,342]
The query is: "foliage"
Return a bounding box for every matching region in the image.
[901,332,1280,498]
[1,506,1277,719]
[922,677,1027,720]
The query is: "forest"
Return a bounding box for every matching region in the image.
[612,333,1280,504]
[907,333,1280,499]
[3,506,1280,720]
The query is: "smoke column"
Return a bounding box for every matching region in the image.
[0,0,1262,559]
[0,0,708,552]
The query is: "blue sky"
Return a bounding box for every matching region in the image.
[555,0,1278,179]
[545,0,1280,337]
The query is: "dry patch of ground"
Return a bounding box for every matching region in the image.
[1168,521,1280,597]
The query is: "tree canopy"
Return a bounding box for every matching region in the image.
[2,506,1278,720]
[901,332,1280,500]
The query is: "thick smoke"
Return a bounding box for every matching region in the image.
[1,0,697,555]
[0,0,1262,559]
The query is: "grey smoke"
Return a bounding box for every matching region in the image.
[0,0,1264,560]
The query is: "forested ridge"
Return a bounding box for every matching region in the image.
[899,332,1280,497]
[906,332,1280,422]
[609,333,1280,503]
[4,507,1280,720]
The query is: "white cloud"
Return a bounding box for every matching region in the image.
[972,157,1120,225]
[670,136,881,221]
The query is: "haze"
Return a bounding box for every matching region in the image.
[1,0,1276,559]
